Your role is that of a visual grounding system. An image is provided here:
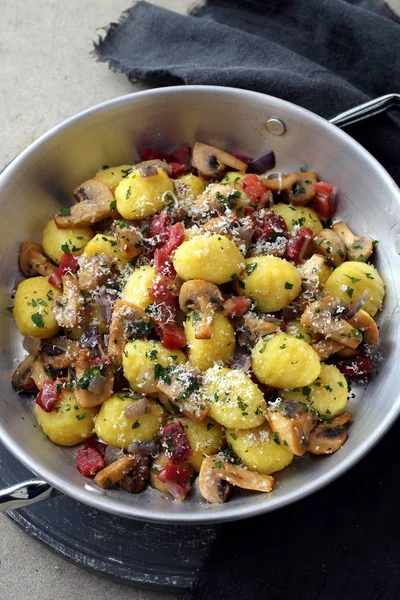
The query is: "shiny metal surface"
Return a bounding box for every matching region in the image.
[265,117,286,135]
[329,93,400,128]
[0,480,59,512]
[0,86,399,523]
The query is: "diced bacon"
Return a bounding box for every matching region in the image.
[150,211,171,245]
[36,381,60,412]
[76,446,105,477]
[223,296,252,318]
[84,437,107,457]
[314,181,335,218]
[169,162,187,178]
[48,253,79,287]
[285,227,313,264]
[172,145,191,167]
[161,222,185,256]
[239,174,271,207]
[160,422,192,461]
[231,152,250,163]
[336,356,373,377]
[157,323,187,349]
[140,148,174,162]
[157,462,192,497]
[154,249,176,278]
[252,212,288,241]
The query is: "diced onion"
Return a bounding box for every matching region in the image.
[124,398,152,419]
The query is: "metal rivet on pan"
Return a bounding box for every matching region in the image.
[265,118,286,135]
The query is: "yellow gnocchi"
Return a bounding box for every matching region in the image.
[177,417,225,471]
[115,167,174,219]
[282,363,348,417]
[185,312,235,371]
[42,219,93,265]
[120,265,156,310]
[238,256,301,312]
[93,164,133,190]
[94,393,166,449]
[122,340,186,394]
[252,333,321,389]
[271,203,323,235]
[14,276,60,338]
[323,261,385,316]
[203,366,266,429]
[35,391,98,446]
[173,235,245,284]
[227,423,294,474]
[83,233,125,264]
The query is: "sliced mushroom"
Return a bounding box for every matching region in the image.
[119,455,150,494]
[53,273,88,329]
[202,215,253,248]
[311,338,345,360]
[267,399,318,456]
[195,183,243,217]
[192,142,247,178]
[40,336,79,370]
[156,365,209,423]
[30,357,50,390]
[332,222,374,262]
[108,299,152,363]
[298,253,330,293]
[262,172,317,205]
[73,348,114,408]
[237,312,280,347]
[113,222,143,260]
[94,454,137,488]
[55,180,115,228]
[308,412,352,455]
[179,280,224,339]
[77,254,113,292]
[19,242,56,278]
[12,355,37,392]
[199,456,274,504]
[301,296,362,349]
[313,229,346,267]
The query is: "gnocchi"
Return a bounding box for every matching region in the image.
[115,167,174,219]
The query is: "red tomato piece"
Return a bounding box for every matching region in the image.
[169,162,187,178]
[150,211,171,245]
[223,296,252,318]
[239,174,271,207]
[48,253,79,287]
[314,181,335,219]
[252,212,288,241]
[336,356,373,377]
[285,227,313,264]
[158,462,192,487]
[36,381,60,412]
[76,446,105,477]
[161,422,192,461]
[157,323,187,349]
[172,145,191,166]
[140,148,174,162]
[161,222,185,256]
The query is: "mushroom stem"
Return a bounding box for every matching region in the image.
[19,242,57,278]
[179,279,224,340]
[55,180,116,229]
[108,300,152,364]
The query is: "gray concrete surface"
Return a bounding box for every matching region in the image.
[1,0,399,598]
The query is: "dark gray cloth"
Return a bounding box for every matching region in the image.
[94,3,400,598]
[94,0,400,182]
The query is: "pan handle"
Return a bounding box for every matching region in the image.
[0,479,60,512]
[329,93,400,128]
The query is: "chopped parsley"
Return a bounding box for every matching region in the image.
[58,207,71,216]
[131,420,140,430]
[285,282,293,290]
[31,313,44,328]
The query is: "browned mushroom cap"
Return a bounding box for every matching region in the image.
[113,222,143,260]
[108,299,152,364]
[19,242,56,278]
[156,364,209,423]
[30,357,50,390]
[53,273,88,329]
[55,180,115,229]
[332,221,374,262]
[73,348,114,408]
[308,412,352,455]
[195,183,243,217]
[267,399,318,456]
[301,296,362,349]
[349,309,379,347]
[262,172,317,205]
[192,143,247,178]
[313,229,346,267]
[119,455,150,494]
[179,280,224,339]
[312,338,345,360]
[94,455,137,489]
[298,254,329,291]
[199,456,274,503]
[12,355,37,392]
[202,216,253,249]
[77,254,113,292]
[40,336,80,370]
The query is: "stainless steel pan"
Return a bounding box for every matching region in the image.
[1,87,400,523]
